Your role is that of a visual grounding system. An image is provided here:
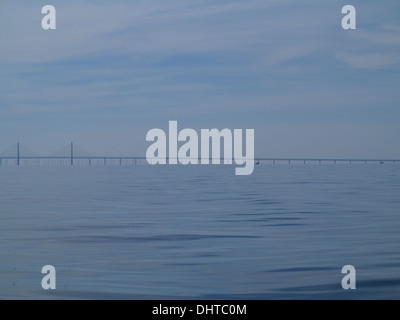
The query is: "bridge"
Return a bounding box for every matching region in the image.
[0,143,146,166]
[0,143,399,166]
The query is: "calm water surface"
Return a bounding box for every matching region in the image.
[0,165,399,299]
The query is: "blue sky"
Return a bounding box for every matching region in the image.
[0,0,399,157]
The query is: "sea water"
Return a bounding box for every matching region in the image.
[0,164,399,299]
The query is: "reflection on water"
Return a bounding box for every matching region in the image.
[0,165,399,299]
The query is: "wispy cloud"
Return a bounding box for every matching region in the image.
[336,52,400,69]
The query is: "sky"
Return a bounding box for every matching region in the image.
[0,0,399,158]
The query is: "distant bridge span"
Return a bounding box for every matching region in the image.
[0,143,399,165]
[0,156,399,166]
